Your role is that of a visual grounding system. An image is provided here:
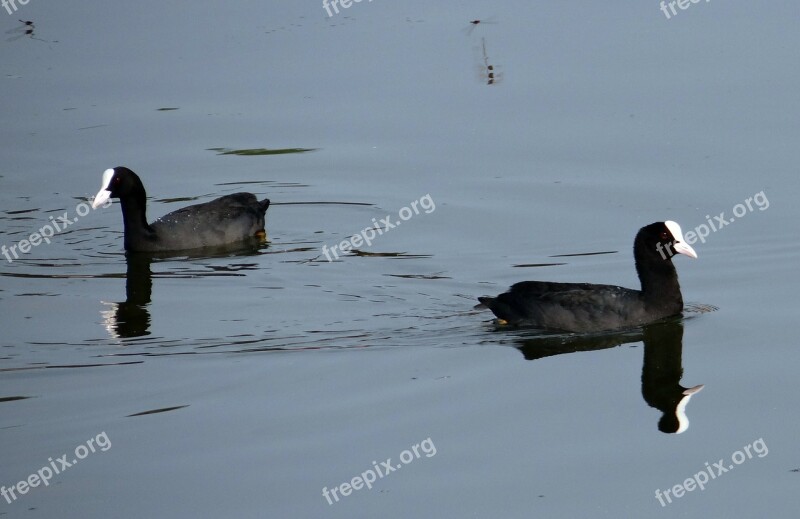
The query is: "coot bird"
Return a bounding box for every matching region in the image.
[91,167,270,252]
[479,221,697,332]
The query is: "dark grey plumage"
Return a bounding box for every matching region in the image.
[479,221,697,333]
[92,166,270,252]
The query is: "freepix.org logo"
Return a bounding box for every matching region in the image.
[322,438,437,505]
[323,0,373,18]
[2,432,111,505]
[2,0,31,16]
[321,194,435,262]
[2,196,111,264]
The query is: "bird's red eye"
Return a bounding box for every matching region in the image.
[660,231,669,240]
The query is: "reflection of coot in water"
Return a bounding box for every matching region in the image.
[92,167,270,252]
[100,244,266,340]
[101,254,153,339]
[512,318,704,434]
[641,320,704,434]
[480,221,697,332]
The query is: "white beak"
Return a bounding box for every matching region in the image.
[665,220,698,259]
[92,189,111,209]
[673,240,698,259]
[91,168,116,209]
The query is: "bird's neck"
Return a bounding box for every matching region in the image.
[119,195,155,248]
[635,255,684,311]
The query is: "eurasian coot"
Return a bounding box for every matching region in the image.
[91,167,270,252]
[479,221,697,332]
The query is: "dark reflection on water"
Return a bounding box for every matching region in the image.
[5,19,56,44]
[477,37,501,86]
[0,361,143,373]
[513,249,618,267]
[641,320,705,434]
[509,318,705,434]
[464,19,502,85]
[104,253,153,338]
[102,243,267,340]
[0,396,32,403]
[126,404,188,417]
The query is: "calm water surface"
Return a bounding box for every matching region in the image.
[1,1,799,517]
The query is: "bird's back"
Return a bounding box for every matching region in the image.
[480,280,650,332]
[149,193,270,250]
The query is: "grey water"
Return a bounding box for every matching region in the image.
[1,1,799,517]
